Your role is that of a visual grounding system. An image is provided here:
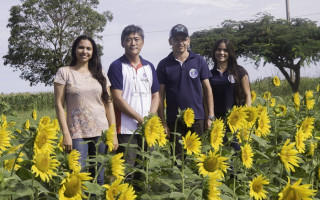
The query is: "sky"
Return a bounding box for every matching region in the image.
[0,0,319,94]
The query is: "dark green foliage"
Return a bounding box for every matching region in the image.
[190,13,320,92]
[0,92,55,112]
[3,0,113,86]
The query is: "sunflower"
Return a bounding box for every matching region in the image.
[275,105,287,117]
[143,115,163,147]
[262,92,271,100]
[1,115,8,128]
[34,123,57,153]
[227,106,247,133]
[278,139,300,172]
[236,128,251,144]
[157,131,167,147]
[52,118,61,131]
[241,143,254,169]
[293,92,300,111]
[103,179,137,200]
[295,128,306,153]
[182,131,202,155]
[249,174,269,200]
[32,109,37,120]
[31,151,60,182]
[243,106,258,128]
[278,177,316,200]
[206,171,223,200]
[59,171,93,200]
[251,91,257,103]
[68,150,81,172]
[272,76,280,86]
[317,84,320,92]
[4,145,24,171]
[182,108,195,128]
[0,126,11,155]
[111,153,125,179]
[308,142,317,157]
[300,117,315,139]
[209,118,225,150]
[23,119,30,130]
[39,116,51,126]
[269,98,276,107]
[58,136,64,152]
[197,150,228,177]
[105,124,116,152]
[304,90,315,110]
[255,109,271,137]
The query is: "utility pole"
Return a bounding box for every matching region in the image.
[286,0,295,82]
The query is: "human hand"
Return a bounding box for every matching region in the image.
[113,135,119,151]
[63,133,72,153]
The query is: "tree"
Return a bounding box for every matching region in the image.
[190,13,320,92]
[3,0,113,86]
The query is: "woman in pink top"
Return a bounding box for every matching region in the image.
[54,35,118,185]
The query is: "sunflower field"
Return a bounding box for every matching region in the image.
[0,79,320,200]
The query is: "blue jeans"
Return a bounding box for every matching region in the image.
[72,137,105,185]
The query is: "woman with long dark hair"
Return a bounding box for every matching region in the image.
[210,38,251,151]
[210,38,251,119]
[54,35,118,185]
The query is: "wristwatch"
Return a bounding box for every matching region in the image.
[208,115,216,121]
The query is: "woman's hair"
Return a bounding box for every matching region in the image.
[70,35,111,103]
[212,38,249,106]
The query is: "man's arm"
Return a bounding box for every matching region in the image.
[241,75,252,106]
[202,79,214,129]
[111,89,144,124]
[150,92,160,114]
[157,84,170,137]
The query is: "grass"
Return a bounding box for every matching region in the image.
[5,108,57,129]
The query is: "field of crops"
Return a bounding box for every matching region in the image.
[0,77,319,199]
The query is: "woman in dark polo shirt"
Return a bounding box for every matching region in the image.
[209,38,251,150]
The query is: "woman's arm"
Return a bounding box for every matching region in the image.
[54,82,72,153]
[241,74,252,106]
[105,86,118,150]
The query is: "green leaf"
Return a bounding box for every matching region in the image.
[169,192,186,198]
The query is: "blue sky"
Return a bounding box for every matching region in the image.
[0,0,319,94]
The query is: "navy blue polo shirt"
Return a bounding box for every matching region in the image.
[157,51,211,123]
[209,67,246,118]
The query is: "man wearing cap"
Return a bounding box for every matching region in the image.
[157,24,214,158]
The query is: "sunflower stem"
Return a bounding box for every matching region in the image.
[10,137,32,177]
[172,118,178,168]
[124,129,138,159]
[181,145,185,195]
[88,163,104,199]
[146,144,149,193]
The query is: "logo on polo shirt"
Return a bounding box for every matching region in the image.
[189,69,198,79]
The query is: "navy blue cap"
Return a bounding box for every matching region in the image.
[169,24,189,38]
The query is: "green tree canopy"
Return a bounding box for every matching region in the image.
[3,0,113,86]
[190,13,320,92]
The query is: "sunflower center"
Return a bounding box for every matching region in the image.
[35,154,50,172]
[36,132,48,149]
[252,182,262,193]
[64,175,81,198]
[203,157,218,172]
[230,114,240,125]
[283,187,297,200]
